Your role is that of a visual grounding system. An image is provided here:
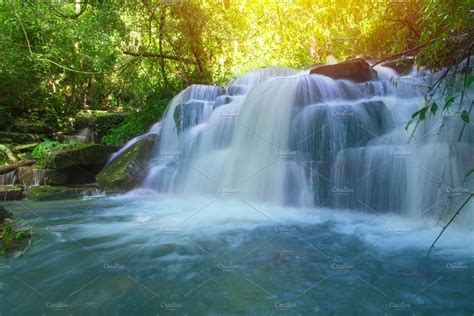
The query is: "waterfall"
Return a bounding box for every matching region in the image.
[0,170,17,185]
[126,63,473,220]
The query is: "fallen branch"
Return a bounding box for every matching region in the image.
[0,160,35,176]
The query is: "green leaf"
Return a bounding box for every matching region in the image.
[444,96,455,109]
[430,102,438,115]
[461,111,469,123]
[419,107,428,120]
[411,109,421,119]
[465,75,474,88]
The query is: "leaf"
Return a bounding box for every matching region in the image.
[430,102,437,115]
[419,107,428,120]
[444,96,455,109]
[465,75,474,88]
[461,111,469,123]
[411,109,421,119]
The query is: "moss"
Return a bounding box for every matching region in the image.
[96,134,159,190]
[26,185,98,201]
[32,140,115,168]
[0,144,17,165]
[0,185,23,200]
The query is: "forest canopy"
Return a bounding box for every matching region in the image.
[0,0,472,143]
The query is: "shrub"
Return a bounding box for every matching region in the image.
[102,97,170,145]
[32,139,87,166]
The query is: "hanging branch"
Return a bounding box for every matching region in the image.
[427,193,473,255]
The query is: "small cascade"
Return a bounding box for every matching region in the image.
[63,127,96,143]
[110,62,472,220]
[0,170,17,185]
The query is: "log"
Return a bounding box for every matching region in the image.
[0,160,35,176]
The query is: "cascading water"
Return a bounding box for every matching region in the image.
[2,62,473,315]
[0,170,17,185]
[134,62,473,221]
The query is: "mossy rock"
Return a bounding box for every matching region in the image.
[26,185,98,201]
[0,144,18,165]
[45,144,117,169]
[0,185,23,201]
[96,134,159,191]
[18,167,70,186]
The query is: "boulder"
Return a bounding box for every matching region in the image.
[0,185,23,200]
[18,167,69,186]
[380,57,414,76]
[310,58,377,83]
[46,144,117,169]
[0,206,11,223]
[26,185,99,201]
[96,134,159,191]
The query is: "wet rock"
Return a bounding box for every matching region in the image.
[0,206,11,223]
[310,58,377,83]
[380,57,415,76]
[46,144,117,170]
[26,185,99,201]
[96,134,159,191]
[0,185,23,201]
[18,167,70,186]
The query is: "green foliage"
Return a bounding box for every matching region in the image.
[102,97,170,145]
[0,222,31,256]
[32,139,86,166]
[31,139,61,164]
[417,0,473,70]
[1,0,472,144]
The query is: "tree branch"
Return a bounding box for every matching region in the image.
[122,50,192,63]
[0,160,35,176]
[49,0,89,19]
[371,43,427,68]
[427,193,473,255]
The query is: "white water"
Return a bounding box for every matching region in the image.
[119,62,472,224]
